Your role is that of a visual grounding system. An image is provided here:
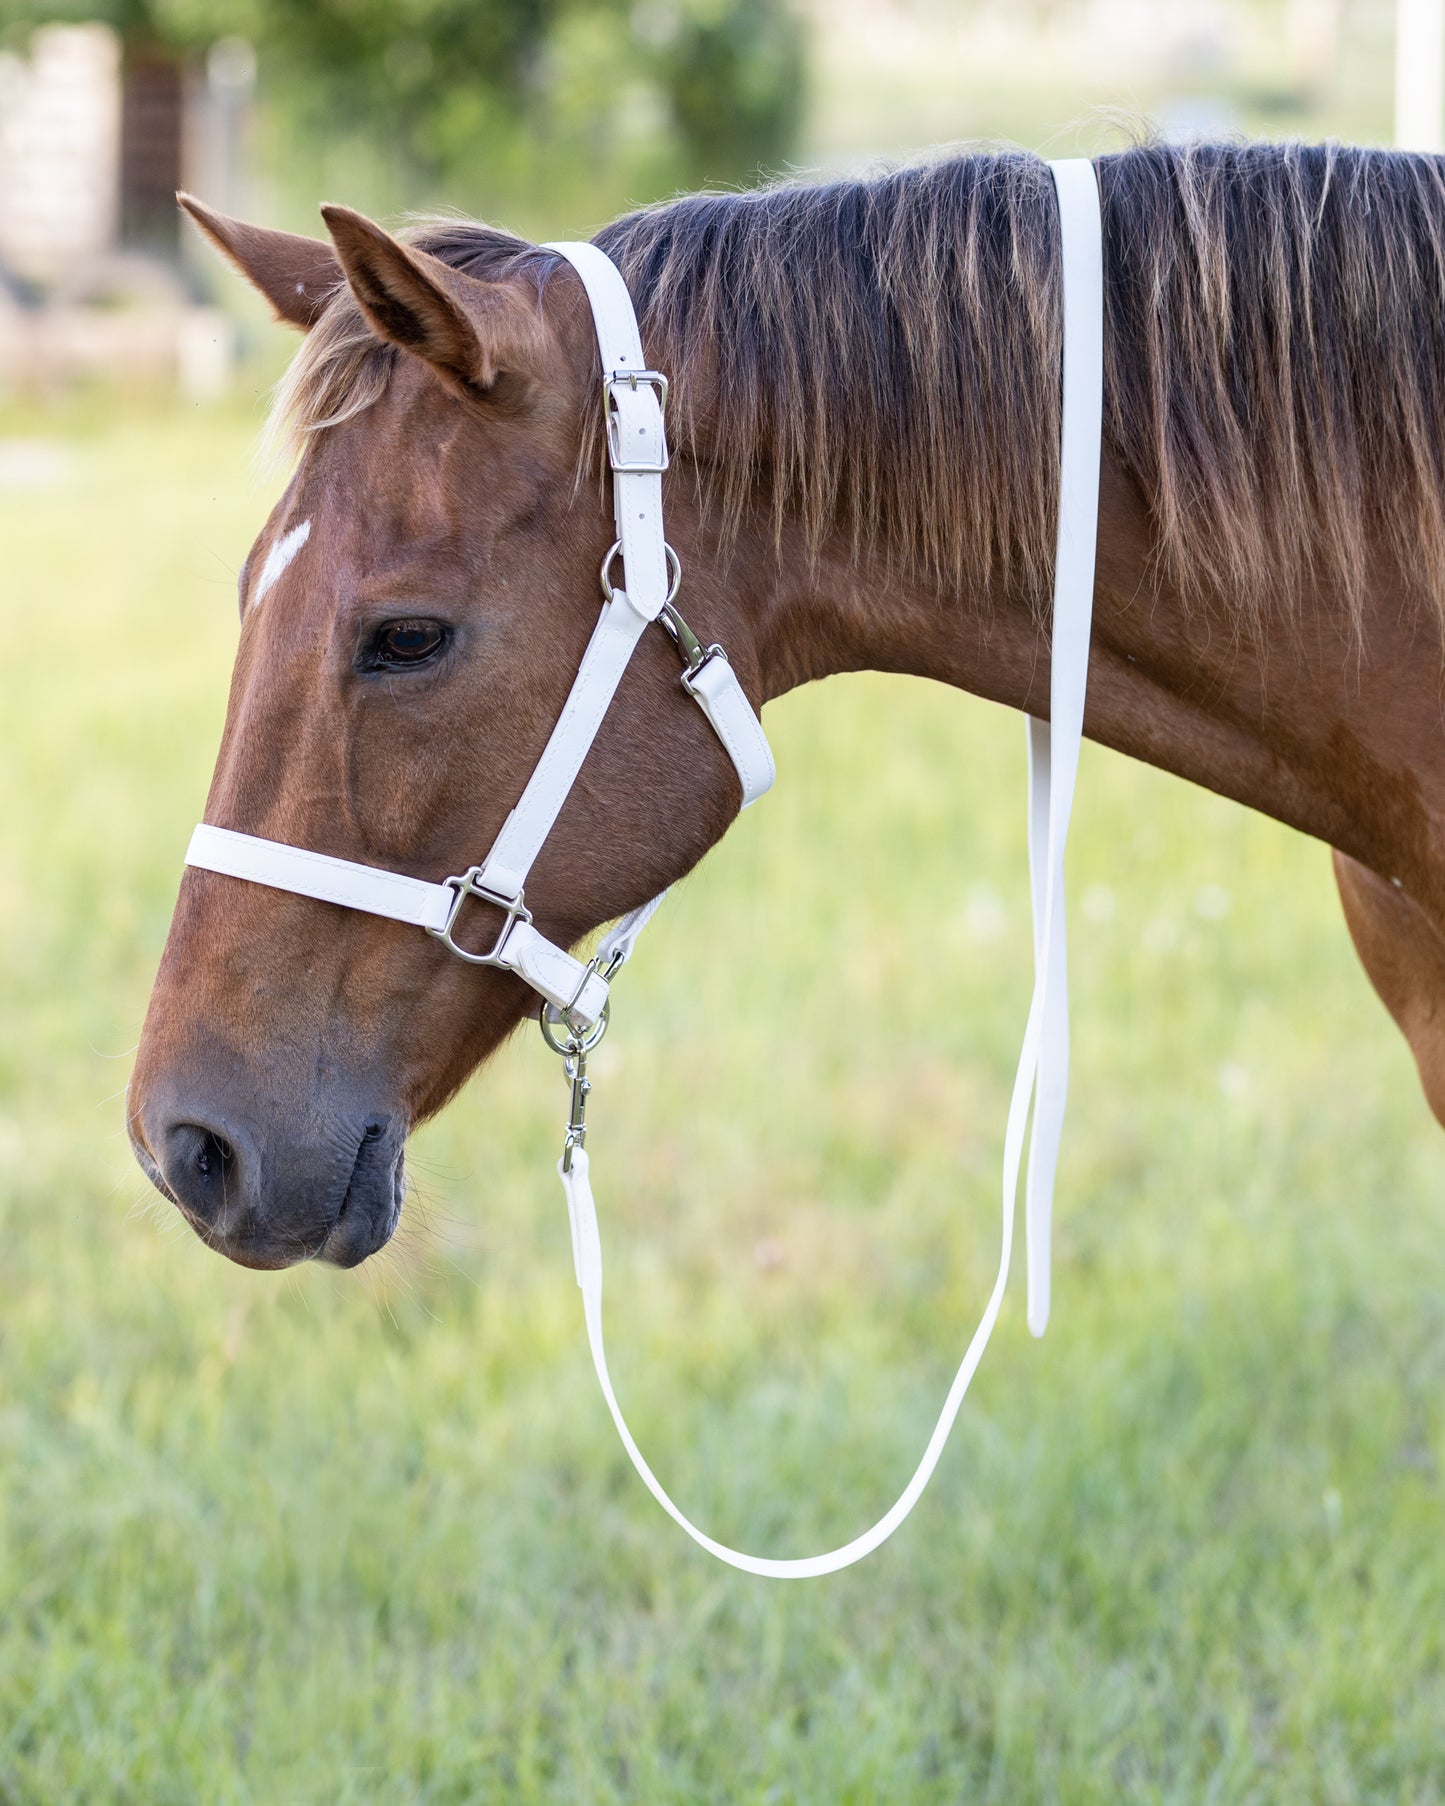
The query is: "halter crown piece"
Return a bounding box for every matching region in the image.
[183,158,1104,1578]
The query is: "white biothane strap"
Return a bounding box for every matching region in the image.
[185,823,453,931]
[182,165,1101,1579]
[594,888,670,971]
[683,653,776,808]
[547,240,671,620]
[478,591,657,901]
[1023,155,1105,1339]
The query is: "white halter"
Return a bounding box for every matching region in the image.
[183,157,1103,1577]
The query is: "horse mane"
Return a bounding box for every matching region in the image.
[271,142,1445,634]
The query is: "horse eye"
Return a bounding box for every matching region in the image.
[363,619,449,671]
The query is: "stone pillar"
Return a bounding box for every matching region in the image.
[119,45,185,258]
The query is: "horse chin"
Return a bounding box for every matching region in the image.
[314,1125,408,1269]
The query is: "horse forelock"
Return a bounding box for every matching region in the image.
[268,142,1445,637]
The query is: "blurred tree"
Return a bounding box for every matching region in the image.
[634,0,805,183]
[0,0,807,232]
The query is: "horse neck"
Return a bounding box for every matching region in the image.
[744,450,1445,921]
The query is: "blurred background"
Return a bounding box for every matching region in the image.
[0,0,1418,399]
[4,1,1445,1800]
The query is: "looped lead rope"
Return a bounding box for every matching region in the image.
[552,157,1104,1577]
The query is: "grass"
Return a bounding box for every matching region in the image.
[2,399,1444,1803]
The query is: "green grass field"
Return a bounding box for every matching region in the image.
[3,401,1444,1802]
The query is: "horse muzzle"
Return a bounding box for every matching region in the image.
[130,1079,407,1270]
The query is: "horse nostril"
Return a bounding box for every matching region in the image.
[193,1128,234,1180]
[159,1118,245,1227]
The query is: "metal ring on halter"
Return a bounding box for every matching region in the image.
[540,995,611,1057]
[599,540,681,606]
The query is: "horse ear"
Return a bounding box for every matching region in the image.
[319,204,543,403]
[178,193,340,330]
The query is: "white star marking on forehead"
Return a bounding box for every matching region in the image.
[251,518,311,611]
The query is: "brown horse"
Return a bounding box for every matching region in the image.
[131,142,1445,1270]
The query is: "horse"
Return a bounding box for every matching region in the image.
[130,141,1445,1273]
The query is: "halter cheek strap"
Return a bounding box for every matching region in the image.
[181,160,1102,1578]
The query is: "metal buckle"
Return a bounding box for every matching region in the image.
[426,868,531,966]
[604,368,670,474]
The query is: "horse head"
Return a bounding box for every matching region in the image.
[128,199,767,1268]
[133,147,1445,1276]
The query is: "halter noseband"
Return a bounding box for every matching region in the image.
[180,159,1103,1578]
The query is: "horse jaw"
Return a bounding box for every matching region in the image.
[1334,850,1445,1128]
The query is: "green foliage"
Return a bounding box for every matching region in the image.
[0,0,252,49]
[0,0,806,202]
[1,399,1444,1798]
[637,0,805,183]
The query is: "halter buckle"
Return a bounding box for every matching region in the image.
[604,368,670,473]
[428,868,532,966]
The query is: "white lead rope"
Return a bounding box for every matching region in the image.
[1024,157,1106,1337]
[558,158,1102,1577]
